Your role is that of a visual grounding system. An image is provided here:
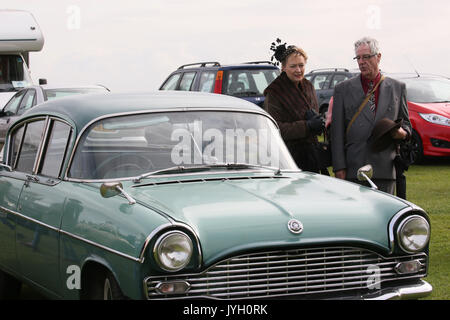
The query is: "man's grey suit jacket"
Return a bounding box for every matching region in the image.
[331,75,412,180]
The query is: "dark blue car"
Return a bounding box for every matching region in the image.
[159,61,280,107]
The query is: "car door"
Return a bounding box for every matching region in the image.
[0,90,26,146]
[310,73,333,108]
[159,72,182,90]
[178,71,197,91]
[0,125,26,274]
[11,117,72,295]
[15,89,37,117]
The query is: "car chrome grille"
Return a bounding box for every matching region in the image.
[144,247,428,300]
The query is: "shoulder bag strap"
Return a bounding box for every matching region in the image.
[346,75,385,135]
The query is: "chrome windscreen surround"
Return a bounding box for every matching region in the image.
[143,246,428,300]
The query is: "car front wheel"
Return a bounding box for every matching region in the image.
[0,270,22,299]
[411,130,424,164]
[87,270,125,300]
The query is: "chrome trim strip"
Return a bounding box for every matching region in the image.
[0,205,59,232]
[0,204,142,263]
[59,229,140,262]
[138,223,172,263]
[139,221,203,267]
[33,116,50,174]
[172,221,203,269]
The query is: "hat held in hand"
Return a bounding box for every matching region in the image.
[369,118,403,152]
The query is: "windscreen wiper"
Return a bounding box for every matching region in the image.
[204,163,282,175]
[133,163,282,183]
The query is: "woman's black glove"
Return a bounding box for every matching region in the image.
[305,109,325,135]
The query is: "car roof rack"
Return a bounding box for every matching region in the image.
[241,61,273,65]
[178,62,221,69]
[310,68,350,73]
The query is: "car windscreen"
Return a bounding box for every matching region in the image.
[402,77,450,103]
[44,88,107,100]
[223,69,280,97]
[0,54,32,92]
[69,111,297,180]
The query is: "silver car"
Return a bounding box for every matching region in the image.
[0,84,109,148]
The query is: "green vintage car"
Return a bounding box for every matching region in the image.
[0,91,432,300]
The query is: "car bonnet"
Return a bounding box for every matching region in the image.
[126,172,409,266]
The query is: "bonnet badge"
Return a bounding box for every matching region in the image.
[287,219,303,234]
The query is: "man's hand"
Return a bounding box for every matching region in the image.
[335,169,346,180]
[391,127,407,140]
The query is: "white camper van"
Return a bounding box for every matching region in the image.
[0,10,44,108]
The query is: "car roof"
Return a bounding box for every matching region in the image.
[22,91,266,132]
[175,61,278,71]
[14,84,109,92]
[40,84,109,90]
[306,68,360,74]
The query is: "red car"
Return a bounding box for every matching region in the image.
[393,74,450,162]
[327,74,450,163]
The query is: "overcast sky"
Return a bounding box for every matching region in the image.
[4,0,450,91]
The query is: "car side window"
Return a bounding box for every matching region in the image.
[17,89,36,115]
[226,71,250,94]
[39,120,72,178]
[161,73,182,90]
[9,125,25,167]
[198,71,216,92]
[330,74,350,89]
[3,90,26,115]
[178,72,196,91]
[15,120,46,173]
[311,74,330,90]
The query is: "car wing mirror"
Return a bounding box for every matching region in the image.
[100,182,136,205]
[357,164,378,190]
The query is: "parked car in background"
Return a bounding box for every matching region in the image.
[0,10,45,108]
[304,68,359,116]
[388,74,450,163]
[0,84,109,148]
[0,91,432,300]
[159,61,280,107]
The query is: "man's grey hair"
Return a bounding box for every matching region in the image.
[354,37,380,55]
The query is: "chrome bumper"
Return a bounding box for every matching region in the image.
[364,280,433,300]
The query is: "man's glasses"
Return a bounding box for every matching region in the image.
[353,54,377,61]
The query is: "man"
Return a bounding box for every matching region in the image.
[330,37,411,194]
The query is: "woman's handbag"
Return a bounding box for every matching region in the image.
[317,129,332,168]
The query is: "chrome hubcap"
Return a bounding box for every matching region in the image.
[103,278,112,300]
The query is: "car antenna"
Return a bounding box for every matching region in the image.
[405,55,420,78]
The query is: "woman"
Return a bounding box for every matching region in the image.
[264,39,326,173]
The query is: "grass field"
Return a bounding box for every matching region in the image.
[19,158,450,300]
[404,158,450,300]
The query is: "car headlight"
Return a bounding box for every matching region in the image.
[154,231,193,272]
[397,215,430,253]
[419,113,450,127]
